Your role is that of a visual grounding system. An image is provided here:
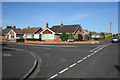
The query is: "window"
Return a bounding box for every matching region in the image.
[42,34,56,40]
[10,34,14,39]
[27,34,32,38]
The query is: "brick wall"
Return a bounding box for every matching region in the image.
[56,35,60,41]
[73,27,84,40]
[43,29,52,34]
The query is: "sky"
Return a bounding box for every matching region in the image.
[2,2,118,33]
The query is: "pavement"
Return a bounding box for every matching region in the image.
[2,41,119,79]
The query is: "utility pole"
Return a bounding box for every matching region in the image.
[110,22,112,33]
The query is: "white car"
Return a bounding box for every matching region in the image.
[111,37,119,43]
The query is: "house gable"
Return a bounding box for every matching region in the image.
[43,29,52,34]
[40,28,55,34]
[73,26,84,40]
[34,28,43,34]
[7,30,16,35]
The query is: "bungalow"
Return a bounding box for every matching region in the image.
[90,31,101,38]
[83,30,90,40]
[22,26,43,39]
[2,26,23,39]
[3,26,43,40]
[40,23,84,41]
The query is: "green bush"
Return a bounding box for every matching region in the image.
[60,32,68,41]
[107,35,112,40]
[78,34,83,41]
[68,33,74,39]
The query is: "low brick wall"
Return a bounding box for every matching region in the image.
[25,39,105,44]
[0,39,8,42]
[8,39,17,42]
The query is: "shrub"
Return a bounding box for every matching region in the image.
[78,34,83,41]
[68,33,74,39]
[74,38,79,41]
[60,32,68,41]
[108,35,112,40]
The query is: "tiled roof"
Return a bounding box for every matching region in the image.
[22,27,41,34]
[2,29,11,35]
[2,27,42,35]
[2,28,23,35]
[50,25,80,34]
[14,29,23,34]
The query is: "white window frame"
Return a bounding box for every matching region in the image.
[34,34,39,39]
[27,34,32,38]
[41,34,56,40]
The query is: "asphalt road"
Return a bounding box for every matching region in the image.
[2,42,119,79]
[2,44,36,79]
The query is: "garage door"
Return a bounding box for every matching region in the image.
[34,34,39,39]
[42,34,55,40]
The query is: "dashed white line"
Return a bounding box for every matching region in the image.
[77,60,83,63]
[59,68,69,74]
[48,43,109,80]
[83,56,87,60]
[69,63,77,68]
[87,54,91,58]
[48,74,58,80]
[90,45,102,52]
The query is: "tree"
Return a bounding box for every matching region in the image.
[78,34,83,41]
[108,35,112,40]
[60,32,68,41]
[113,34,116,37]
[5,25,13,30]
[101,32,105,40]
[68,33,74,39]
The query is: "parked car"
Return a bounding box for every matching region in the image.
[67,39,74,42]
[111,37,120,43]
[16,37,23,39]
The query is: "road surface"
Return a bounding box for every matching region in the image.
[2,42,119,80]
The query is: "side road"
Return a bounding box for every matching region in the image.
[2,44,42,79]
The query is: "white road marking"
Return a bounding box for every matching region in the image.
[83,56,87,60]
[3,54,12,56]
[77,60,83,63]
[48,44,109,80]
[90,45,102,52]
[59,68,69,74]
[87,54,91,58]
[48,74,58,80]
[69,63,77,68]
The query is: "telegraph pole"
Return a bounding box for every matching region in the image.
[110,22,112,33]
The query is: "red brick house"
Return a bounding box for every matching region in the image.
[22,26,43,39]
[4,26,23,39]
[3,26,43,40]
[40,23,84,41]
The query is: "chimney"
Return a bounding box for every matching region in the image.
[61,23,63,26]
[28,26,30,28]
[13,26,16,30]
[46,23,48,28]
[61,23,63,27]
